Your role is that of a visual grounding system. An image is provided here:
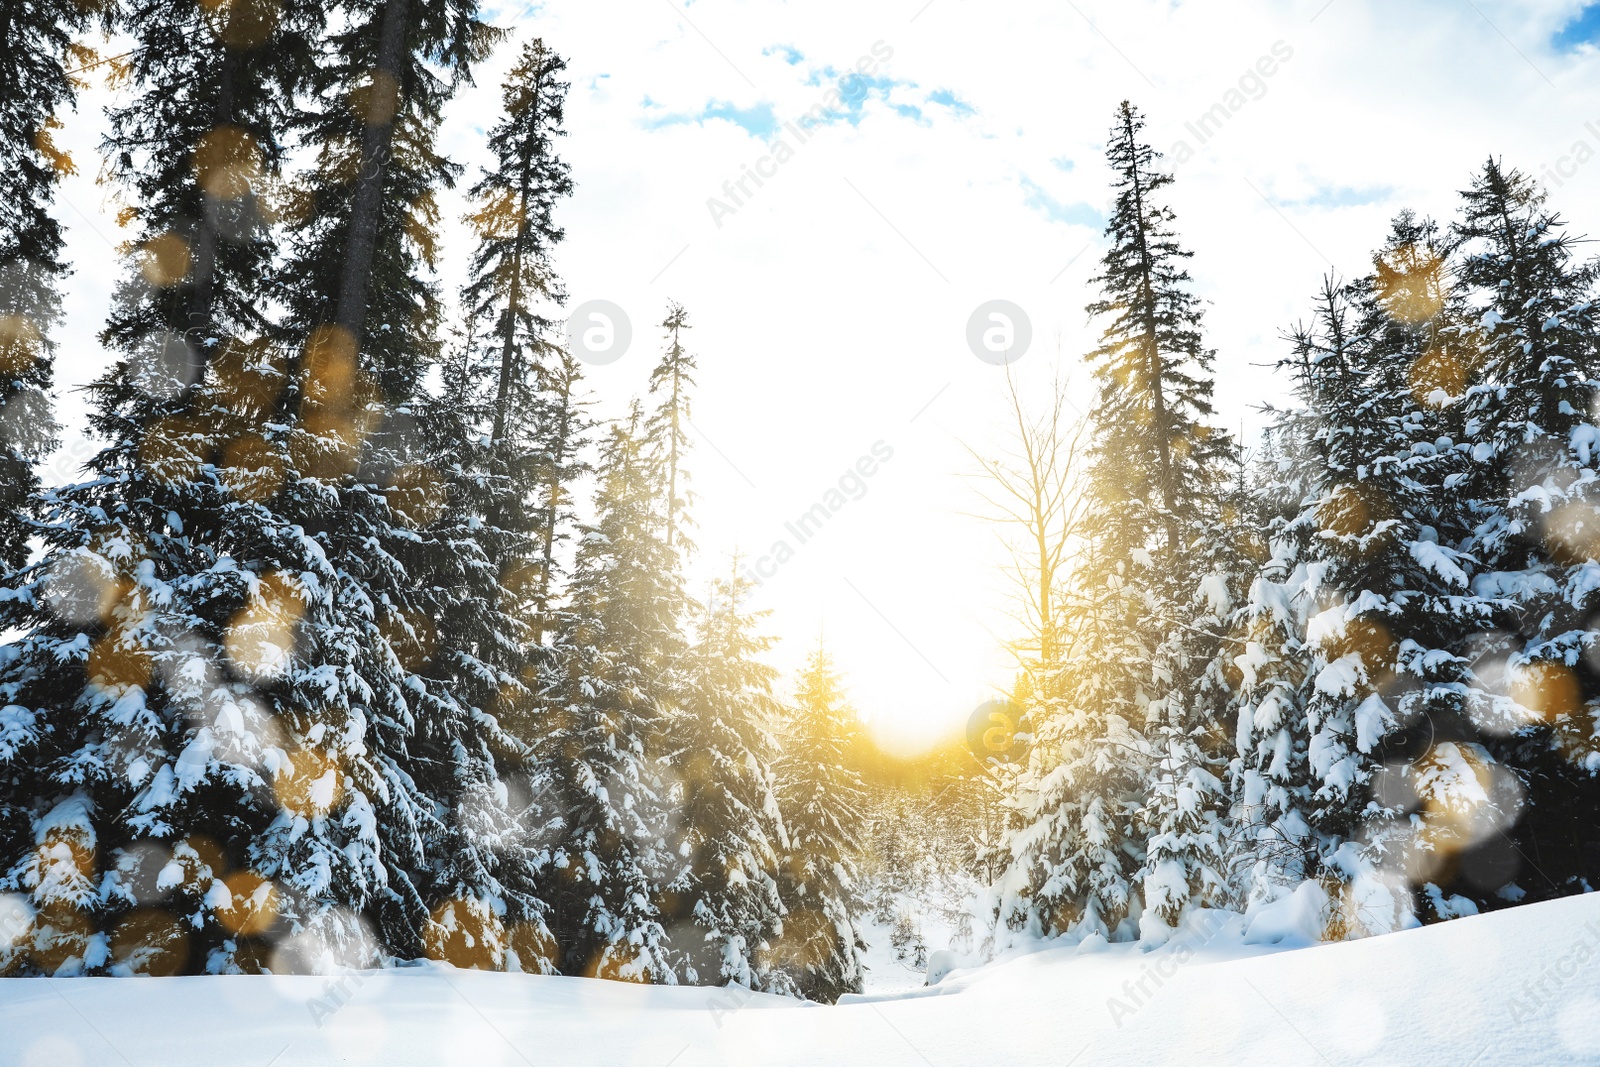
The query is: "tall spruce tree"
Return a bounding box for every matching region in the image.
[647,302,696,553]
[402,40,583,972]
[1342,215,1509,922]
[1232,232,1483,935]
[524,349,592,645]
[1230,427,1319,907]
[660,563,787,990]
[401,371,561,972]
[460,35,572,557]
[994,101,1235,943]
[0,0,95,571]
[541,405,680,981]
[246,0,528,966]
[771,642,868,1002]
[1446,160,1600,904]
[456,37,585,653]
[0,0,341,975]
[1089,102,1237,937]
[0,0,94,977]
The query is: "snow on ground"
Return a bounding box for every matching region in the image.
[6,892,1600,1066]
[858,907,961,996]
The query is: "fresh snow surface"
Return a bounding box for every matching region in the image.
[6,893,1600,1065]
[857,905,965,996]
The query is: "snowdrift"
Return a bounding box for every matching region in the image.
[5,892,1598,1065]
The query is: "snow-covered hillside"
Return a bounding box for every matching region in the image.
[5,892,1596,1066]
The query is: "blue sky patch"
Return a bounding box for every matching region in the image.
[927,89,976,117]
[1019,176,1104,228]
[1555,4,1600,50]
[1279,185,1394,210]
[639,69,942,142]
[762,44,804,65]
[482,0,542,21]
[786,73,912,128]
[641,99,781,141]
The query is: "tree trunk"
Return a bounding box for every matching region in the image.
[1122,110,1180,560]
[184,47,238,342]
[532,368,573,647]
[334,0,410,345]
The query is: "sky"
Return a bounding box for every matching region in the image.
[43,0,1600,751]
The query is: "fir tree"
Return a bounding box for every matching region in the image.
[991,532,1152,941]
[660,563,787,990]
[541,406,680,981]
[0,0,344,975]
[217,0,531,966]
[260,0,558,966]
[461,36,571,542]
[524,349,592,645]
[995,102,1235,943]
[1446,159,1600,904]
[398,373,561,972]
[771,641,868,1002]
[1340,215,1504,922]
[1090,101,1237,936]
[393,43,589,972]
[1230,434,1319,906]
[1084,103,1233,567]
[1232,240,1477,934]
[0,0,94,571]
[647,302,696,553]
[457,38,582,646]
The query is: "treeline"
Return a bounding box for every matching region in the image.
[989,102,1600,946]
[0,4,873,1001]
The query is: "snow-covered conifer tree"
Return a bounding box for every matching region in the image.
[263,0,562,966]
[1233,235,1477,933]
[995,102,1235,943]
[771,642,868,1002]
[540,406,680,980]
[0,0,94,571]
[647,302,696,553]
[660,564,786,990]
[1446,160,1600,902]
[411,40,587,971]
[0,0,343,975]
[458,36,576,620]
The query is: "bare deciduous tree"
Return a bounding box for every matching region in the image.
[963,369,1092,676]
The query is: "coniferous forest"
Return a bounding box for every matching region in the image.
[4,0,1600,1022]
